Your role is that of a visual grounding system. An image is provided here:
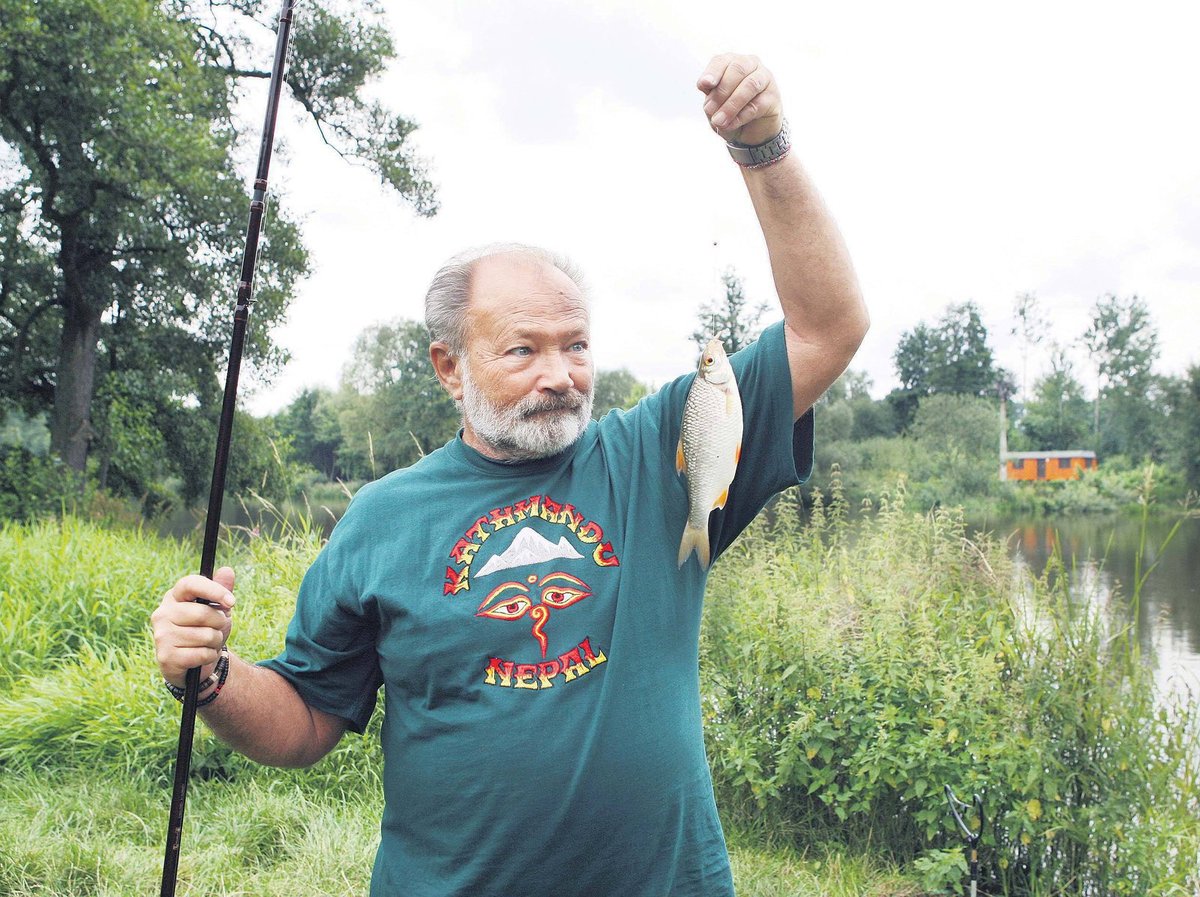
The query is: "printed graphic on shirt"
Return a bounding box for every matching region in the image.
[442,493,620,693]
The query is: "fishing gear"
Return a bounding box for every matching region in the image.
[945,784,984,897]
[159,2,298,895]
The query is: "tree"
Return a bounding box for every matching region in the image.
[1162,366,1200,493]
[592,369,647,420]
[691,267,766,354]
[0,0,436,481]
[1021,346,1092,450]
[1080,294,1159,458]
[910,393,998,459]
[274,386,343,479]
[888,302,1004,430]
[337,318,458,476]
[1011,291,1047,400]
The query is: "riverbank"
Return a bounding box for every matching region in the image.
[1,494,1196,894]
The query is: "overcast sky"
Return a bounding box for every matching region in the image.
[243,0,1199,415]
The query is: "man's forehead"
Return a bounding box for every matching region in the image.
[470,252,586,308]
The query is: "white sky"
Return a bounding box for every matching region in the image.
[243,0,1200,415]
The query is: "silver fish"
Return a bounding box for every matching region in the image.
[677,338,743,569]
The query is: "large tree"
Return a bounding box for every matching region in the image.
[1080,294,1159,457]
[1020,346,1092,451]
[0,0,436,477]
[888,301,1006,429]
[336,318,458,477]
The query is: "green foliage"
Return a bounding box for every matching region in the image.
[692,266,766,353]
[890,302,1008,431]
[592,368,648,420]
[911,394,998,458]
[0,446,86,522]
[1163,366,1200,493]
[1020,349,1092,451]
[701,484,1200,894]
[274,387,344,480]
[0,0,435,478]
[334,318,459,476]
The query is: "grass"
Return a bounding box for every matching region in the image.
[0,771,909,897]
[1,490,1197,895]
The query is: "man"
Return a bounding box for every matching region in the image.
[153,54,868,896]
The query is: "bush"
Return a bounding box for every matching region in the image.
[0,446,88,522]
[701,482,1200,894]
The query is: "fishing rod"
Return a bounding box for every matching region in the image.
[945,784,984,897]
[159,2,298,894]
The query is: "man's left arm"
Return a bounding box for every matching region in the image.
[698,54,870,420]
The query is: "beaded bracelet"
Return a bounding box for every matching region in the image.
[164,646,229,703]
[195,649,231,708]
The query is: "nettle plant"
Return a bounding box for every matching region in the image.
[700,480,1200,895]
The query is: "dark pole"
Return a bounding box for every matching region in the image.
[159,2,298,894]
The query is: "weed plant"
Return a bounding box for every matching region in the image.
[702,473,1200,894]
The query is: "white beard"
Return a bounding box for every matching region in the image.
[459,365,594,461]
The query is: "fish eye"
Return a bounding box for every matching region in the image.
[704,356,714,365]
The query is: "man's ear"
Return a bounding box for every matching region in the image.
[430,341,464,400]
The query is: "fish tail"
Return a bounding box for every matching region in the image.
[677,523,711,569]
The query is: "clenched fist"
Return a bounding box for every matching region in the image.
[696,53,783,147]
[151,566,236,689]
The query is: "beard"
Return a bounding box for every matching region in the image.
[459,366,594,461]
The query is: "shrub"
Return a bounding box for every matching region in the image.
[0,446,88,522]
[701,482,1200,894]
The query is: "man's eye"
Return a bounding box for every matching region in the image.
[569,342,588,352]
[509,346,532,357]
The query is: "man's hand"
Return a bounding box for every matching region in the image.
[696,53,783,147]
[152,567,235,688]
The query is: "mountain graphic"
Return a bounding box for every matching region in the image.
[475,527,584,578]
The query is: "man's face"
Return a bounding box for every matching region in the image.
[453,253,595,460]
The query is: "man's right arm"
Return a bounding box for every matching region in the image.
[152,567,347,768]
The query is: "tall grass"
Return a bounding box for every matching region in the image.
[702,475,1200,894]
[1,494,1196,895]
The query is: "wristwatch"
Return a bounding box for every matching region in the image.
[726,119,791,169]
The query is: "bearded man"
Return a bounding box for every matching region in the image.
[152,53,869,896]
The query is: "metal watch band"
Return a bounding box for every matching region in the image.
[726,119,791,168]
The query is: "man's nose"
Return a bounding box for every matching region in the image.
[536,351,573,393]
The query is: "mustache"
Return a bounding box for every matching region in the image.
[518,391,589,417]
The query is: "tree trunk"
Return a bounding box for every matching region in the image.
[49,296,102,472]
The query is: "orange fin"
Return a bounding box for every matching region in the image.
[714,487,729,510]
[677,523,712,569]
[676,438,685,474]
[735,442,742,464]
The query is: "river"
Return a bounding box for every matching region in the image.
[970,512,1200,699]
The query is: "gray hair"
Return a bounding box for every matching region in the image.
[424,242,589,355]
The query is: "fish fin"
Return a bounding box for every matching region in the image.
[714,487,729,510]
[677,524,711,569]
[676,437,686,474]
[735,442,742,464]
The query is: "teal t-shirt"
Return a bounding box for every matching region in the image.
[261,321,813,896]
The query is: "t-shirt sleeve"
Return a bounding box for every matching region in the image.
[605,320,813,567]
[708,320,813,560]
[257,508,383,734]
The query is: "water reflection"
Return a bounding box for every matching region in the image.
[972,513,1200,699]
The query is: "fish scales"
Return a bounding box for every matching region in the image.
[677,339,743,569]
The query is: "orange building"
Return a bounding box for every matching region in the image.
[1003,451,1097,482]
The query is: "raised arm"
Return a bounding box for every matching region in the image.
[152,568,347,768]
[698,54,870,419]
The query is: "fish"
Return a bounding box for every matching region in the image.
[677,338,743,569]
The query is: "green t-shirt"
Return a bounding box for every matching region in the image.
[261,321,813,896]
